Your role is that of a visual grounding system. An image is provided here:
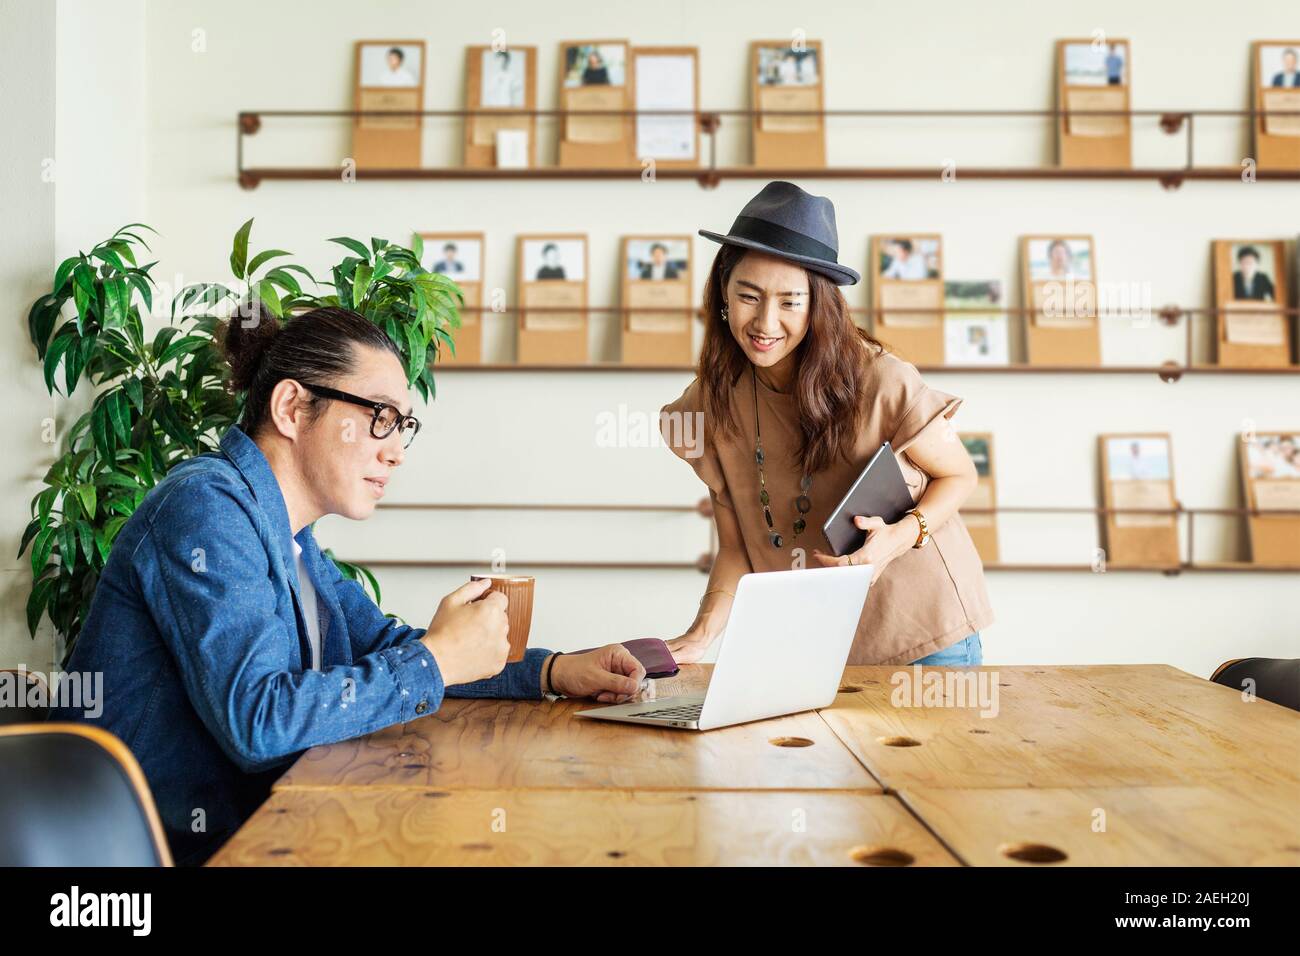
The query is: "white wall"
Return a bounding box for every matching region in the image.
[0,0,58,673]
[11,0,1299,678]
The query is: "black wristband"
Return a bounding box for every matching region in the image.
[544,651,564,697]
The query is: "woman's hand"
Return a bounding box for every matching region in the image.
[550,645,646,703]
[666,630,714,664]
[811,514,918,577]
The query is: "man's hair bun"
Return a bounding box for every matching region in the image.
[221,300,280,392]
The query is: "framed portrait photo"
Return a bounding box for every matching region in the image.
[1099,433,1180,568]
[1240,431,1300,565]
[1019,235,1099,364]
[464,45,537,168]
[352,40,426,168]
[1211,239,1291,366]
[517,234,589,365]
[750,39,825,166]
[1056,38,1131,167]
[621,235,694,365]
[558,40,634,166]
[1252,41,1300,168]
[418,232,484,364]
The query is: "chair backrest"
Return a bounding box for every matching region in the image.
[0,669,50,726]
[1211,657,1300,712]
[0,723,172,866]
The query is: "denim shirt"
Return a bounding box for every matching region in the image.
[52,425,549,865]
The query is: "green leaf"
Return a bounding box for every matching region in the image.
[27,576,56,636]
[91,246,129,274]
[126,273,153,313]
[53,256,80,295]
[75,483,97,519]
[230,217,254,279]
[263,266,301,296]
[352,264,373,308]
[72,265,95,324]
[157,334,208,366]
[17,517,42,559]
[36,486,57,525]
[42,331,77,394]
[410,233,424,263]
[31,525,56,577]
[328,236,371,259]
[59,520,77,573]
[123,375,144,413]
[102,278,127,328]
[108,391,132,443]
[76,521,96,566]
[246,248,291,276]
[27,293,63,352]
[254,279,283,318]
[91,401,113,462]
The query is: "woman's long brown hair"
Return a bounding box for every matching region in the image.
[697,243,884,475]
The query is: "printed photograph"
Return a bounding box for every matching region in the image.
[481,48,527,107]
[523,238,586,281]
[422,237,482,282]
[359,43,422,88]
[562,43,626,87]
[1106,437,1172,482]
[878,237,941,280]
[1063,41,1127,86]
[756,46,819,85]
[1259,44,1300,88]
[1027,238,1093,281]
[626,239,689,281]
[1230,243,1278,302]
[1246,434,1300,479]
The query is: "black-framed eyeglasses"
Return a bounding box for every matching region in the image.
[302,383,422,448]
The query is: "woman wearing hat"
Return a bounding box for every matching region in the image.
[661,182,993,666]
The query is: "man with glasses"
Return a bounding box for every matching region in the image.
[52,306,645,864]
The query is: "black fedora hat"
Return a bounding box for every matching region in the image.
[699,181,860,286]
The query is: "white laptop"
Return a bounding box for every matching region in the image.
[575,564,874,731]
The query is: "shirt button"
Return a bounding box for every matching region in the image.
[415,701,428,715]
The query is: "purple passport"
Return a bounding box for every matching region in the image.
[573,638,679,679]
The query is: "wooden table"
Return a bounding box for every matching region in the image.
[209,663,1300,867]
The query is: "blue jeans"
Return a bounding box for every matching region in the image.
[910,632,982,667]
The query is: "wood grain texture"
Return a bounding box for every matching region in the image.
[823,665,1300,791]
[899,783,1300,866]
[276,664,879,792]
[208,788,956,867]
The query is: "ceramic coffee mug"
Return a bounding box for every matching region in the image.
[468,574,535,662]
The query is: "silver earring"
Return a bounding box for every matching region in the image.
[720,305,729,322]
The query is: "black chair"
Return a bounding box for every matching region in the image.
[1210,658,1300,713]
[0,669,50,725]
[0,723,172,866]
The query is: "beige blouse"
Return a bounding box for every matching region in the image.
[661,348,994,665]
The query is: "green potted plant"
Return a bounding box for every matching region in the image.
[21,219,461,664]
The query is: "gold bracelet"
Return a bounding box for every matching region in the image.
[701,587,735,602]
[907,509,930,549]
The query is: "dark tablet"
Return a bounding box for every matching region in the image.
[821,442,915,556]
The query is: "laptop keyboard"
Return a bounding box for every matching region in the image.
[638,701,704,720]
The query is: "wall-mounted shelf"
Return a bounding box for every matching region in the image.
[432,362,1300,378]
[356,500,1300,574]
[237,106,1300,190]
[429,304,1300,377]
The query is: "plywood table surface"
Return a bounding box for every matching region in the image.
[208,787,957,867]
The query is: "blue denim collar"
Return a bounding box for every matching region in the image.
[218,424,342,666]
[219,424,296,557]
